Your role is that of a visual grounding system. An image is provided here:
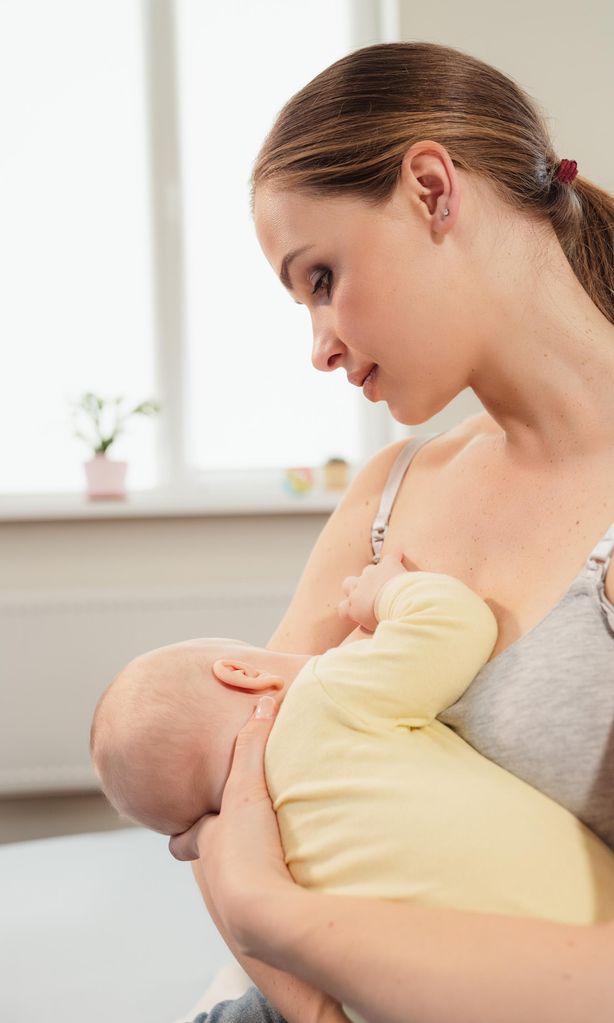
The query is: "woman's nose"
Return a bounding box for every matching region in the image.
[311,323,345,373]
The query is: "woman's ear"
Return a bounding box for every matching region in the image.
[399,140,459,235]
[212,659,285,693]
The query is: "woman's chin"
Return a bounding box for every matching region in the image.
[386,401,422,427]
[385,392,446,427]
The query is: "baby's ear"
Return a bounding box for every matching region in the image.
[212,659,284,693]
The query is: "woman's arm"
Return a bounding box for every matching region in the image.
[189,855,347,1023]
[177,442,407,1021]
[222,439,407,1018]
[191,860,347,1023]
[240,886,614,1023]
[174,704,614,1023]
[268,439,408,654]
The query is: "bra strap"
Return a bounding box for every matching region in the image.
[371,433,441,563]
[587,522,614,581]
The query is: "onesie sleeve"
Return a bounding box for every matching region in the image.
[314,571,498,727]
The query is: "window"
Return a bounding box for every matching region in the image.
[1,0,402,495]
[176,0,363,472]
[1,0,156,492]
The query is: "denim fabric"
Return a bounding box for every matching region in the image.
[191,986,287,1023]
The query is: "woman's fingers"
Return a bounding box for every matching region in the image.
[173,695,295,949]
[222,695,279,804]
[168,695,279,862]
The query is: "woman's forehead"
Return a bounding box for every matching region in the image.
[254,185,375,263]
[254,187,314,273]
[254,186,319,243]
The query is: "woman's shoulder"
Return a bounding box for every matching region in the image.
[324,412,501,543]
[365,412,500,481]
[431,410,501,453]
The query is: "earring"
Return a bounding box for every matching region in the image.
[441,208,450,219]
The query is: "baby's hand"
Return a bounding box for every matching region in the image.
[338,552,407,632]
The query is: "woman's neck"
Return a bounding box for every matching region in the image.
[468,219,614,465]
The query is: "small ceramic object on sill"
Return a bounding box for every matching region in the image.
[84,455,128,500]
[283,467,314,495]
[323,457,350,491]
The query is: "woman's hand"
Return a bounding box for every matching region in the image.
[169,694,297,951]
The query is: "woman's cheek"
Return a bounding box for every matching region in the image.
[336,284,376,354]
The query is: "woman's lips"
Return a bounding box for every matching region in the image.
[347,365,379,400]
[362,365,378,400]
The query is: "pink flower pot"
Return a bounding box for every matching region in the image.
[84,455,128,500]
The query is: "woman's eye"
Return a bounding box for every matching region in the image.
[311,268,332,297]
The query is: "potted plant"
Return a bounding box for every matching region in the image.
[71,392,161,499]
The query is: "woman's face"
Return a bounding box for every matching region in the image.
[254,179,475,425]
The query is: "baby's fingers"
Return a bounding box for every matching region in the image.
[168,813,215,861]
[168,697,278,863]
[342,574,359,596]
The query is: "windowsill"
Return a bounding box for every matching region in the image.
[0,474,348,522]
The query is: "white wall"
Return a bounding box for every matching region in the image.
[1,513,328,794]
[397,0,613,192]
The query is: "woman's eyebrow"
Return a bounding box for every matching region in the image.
[279,244,315,291]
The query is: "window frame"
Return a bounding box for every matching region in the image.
[143,0,404,490]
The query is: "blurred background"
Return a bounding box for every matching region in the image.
[1,0,613,840]
[1,2,612,1020]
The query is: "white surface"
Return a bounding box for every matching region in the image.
[0,827,232,1023]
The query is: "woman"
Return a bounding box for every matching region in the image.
[172,42,614,1022]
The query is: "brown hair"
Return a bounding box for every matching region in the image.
[252,42,614,325]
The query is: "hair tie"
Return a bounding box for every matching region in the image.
[555,159,578,184]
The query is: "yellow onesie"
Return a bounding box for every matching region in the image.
[265,571,614,1022]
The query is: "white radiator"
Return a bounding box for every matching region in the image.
[0,583,291,795]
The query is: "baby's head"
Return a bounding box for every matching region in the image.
[90,638,308,837]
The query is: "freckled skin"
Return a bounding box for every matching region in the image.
[254,146,483,428]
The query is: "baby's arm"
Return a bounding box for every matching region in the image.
[318,556,498,725]
[337,553,408,633]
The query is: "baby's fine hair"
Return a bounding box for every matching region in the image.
[252,41,614,328]
[90,649,210,828]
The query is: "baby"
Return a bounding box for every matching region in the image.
[91,555,614,942]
